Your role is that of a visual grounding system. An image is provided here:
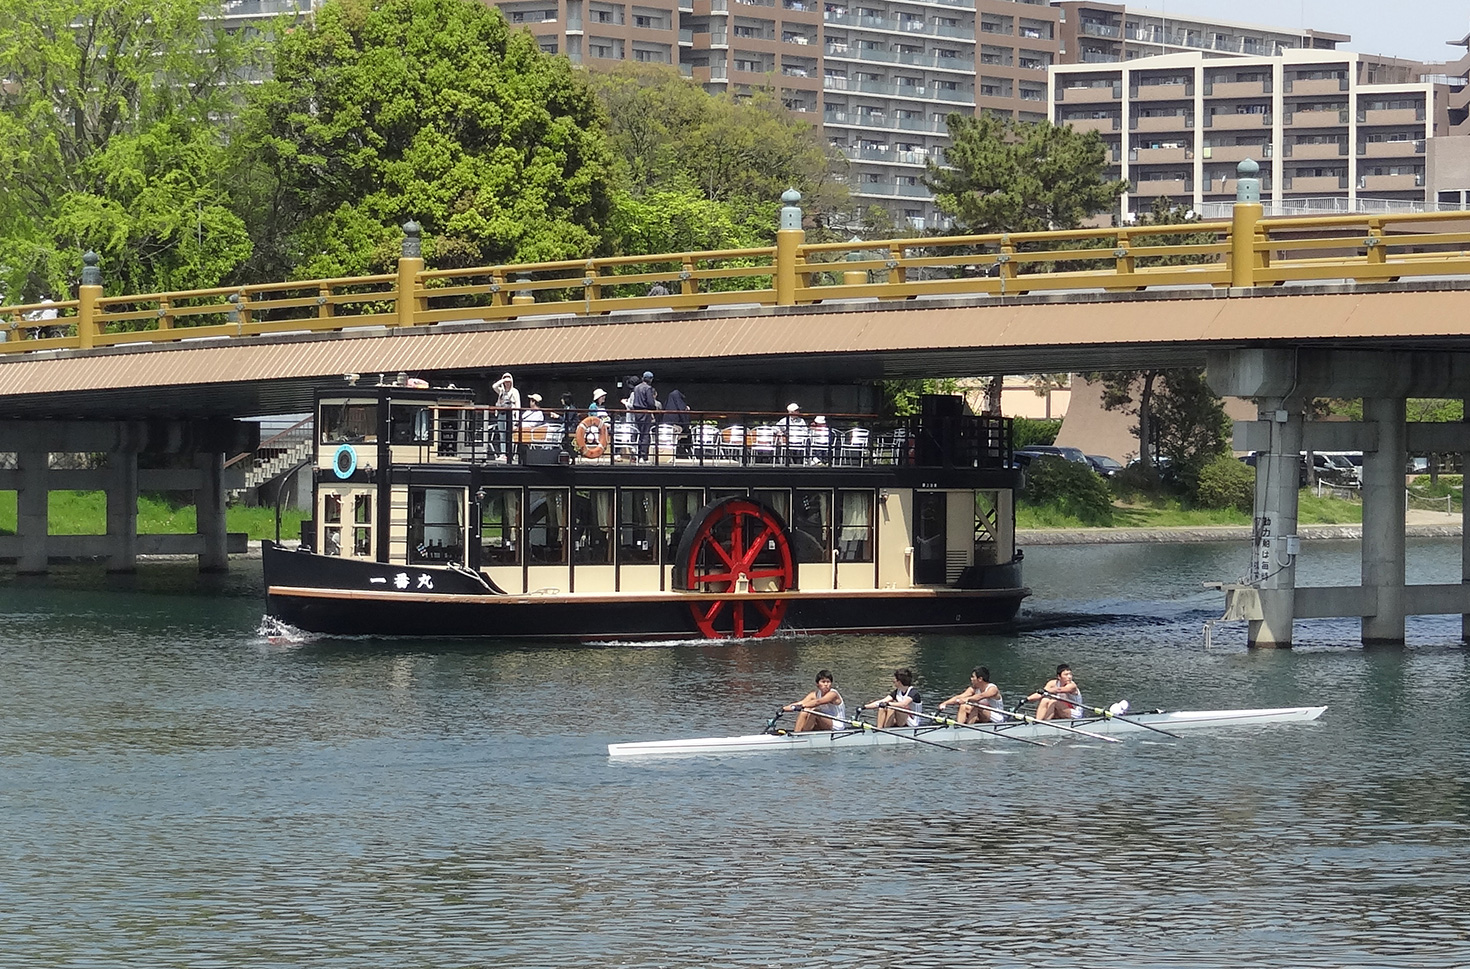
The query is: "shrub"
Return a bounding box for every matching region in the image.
[1195,454,1255,512]
[1021,456,1114,525]
[1013,418,1062,449]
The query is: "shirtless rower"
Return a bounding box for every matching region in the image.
[861,668,923,728]
[938,666,1004,724]
[783,670,846,732]
[1027,663,1083,720]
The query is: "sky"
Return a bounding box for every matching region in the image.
[1125,1,1468,64]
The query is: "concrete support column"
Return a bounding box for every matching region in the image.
[17,449,49,574]
[1248,399,1303,648]
[1362,396,1407,645]
[195,452,228,572]
[106,450,138,573]
[1463,397,1470,644]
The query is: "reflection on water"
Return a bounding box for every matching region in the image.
[1,542,1468,967]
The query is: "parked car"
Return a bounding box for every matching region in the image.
[1086,454,1123,478]
[1015,445,1090,466]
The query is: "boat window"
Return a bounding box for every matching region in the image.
[836,490,874,562]
[408,486,465,565]
[389,404,432,444]
[913,491,947,584]
[752,489,790,525]
[322,492,342,556]
[710,487,747,501]
[480,488,521,565]
[574,489,614,565]
[320,402,378,444]
[353,494,373,557]
[665,489,705,559]
[792,489,832,562]
[619,489,660,564]
[527,488,569,565]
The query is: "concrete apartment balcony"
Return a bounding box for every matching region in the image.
[1133,114,1189,133]
[1285,77,1349,96]
[1284,175,1348,192]
[1359,174,1423,192]
[1131,146,1191,164]
[1360,108,1426,126]
[1065,116,1120,134]
[1131,178,1192,197]
[1288,109,1349,128]
[1207,112,1271,131]
[1360,139,1426,158]
[1055,84,1117,104]
[1286,142,1348,160]
[1202,143,1270,162]
[1207,80,1269,99]
[1134,82,1192,101]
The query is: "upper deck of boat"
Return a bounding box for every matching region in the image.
[316,387,1018,480]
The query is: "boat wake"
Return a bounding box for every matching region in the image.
[257,615,318,648]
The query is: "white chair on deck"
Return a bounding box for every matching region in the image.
[838,426,870,466]
[807,423,832,464]
[656,423,682,459]
[720,425,746,461]
[693,424,721,460]
[784,422,810,464]
[613,420,638,460]
[750,425,780,463]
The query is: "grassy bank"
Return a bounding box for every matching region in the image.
[1018,489,1365,531]
[0,491,309,541]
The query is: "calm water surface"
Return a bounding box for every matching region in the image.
[2,539,1468,967]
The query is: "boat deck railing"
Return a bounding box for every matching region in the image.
[372,407,1014,471]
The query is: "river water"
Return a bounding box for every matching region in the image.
[2,539,1468,967]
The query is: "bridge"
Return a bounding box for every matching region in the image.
[5,172,1470,648]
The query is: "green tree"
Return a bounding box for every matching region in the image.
[881,378,961,417]
[922,114,1128,235]
[1093,370,1165,470]
[233,0,613,281]
[1093,369,1229,494]
[588,64,851,249]
[0,0,260,299]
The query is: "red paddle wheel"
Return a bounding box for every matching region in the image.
[674,497,796,639]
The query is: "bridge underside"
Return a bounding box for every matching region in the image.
[2,281,1470,418]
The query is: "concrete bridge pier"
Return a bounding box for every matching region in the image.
[1362,397,1407,645]
[1,420,257,573]
[1248,397,1304,648]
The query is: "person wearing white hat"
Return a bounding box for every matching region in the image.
[491,372,520,459]
[588,387,608,415]
[523,393,545,427]
[776,403,808,463]
[809,414,831,463]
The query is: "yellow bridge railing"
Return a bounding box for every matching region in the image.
[3,205,1470,356]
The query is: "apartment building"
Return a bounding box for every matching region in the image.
[1050,49,1452,218]
[1053,1,1346,64]
[493,0,1059,229]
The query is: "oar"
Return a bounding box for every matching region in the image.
[907,706,1050,748]
[991,700,1123,744]
[814,709,960,751]
[1042,691,1181,739]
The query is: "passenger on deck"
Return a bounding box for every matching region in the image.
[783,669,846,732]
[1028,663,1083,720]
[861,668,923,728]
[938,666,1004,724]
[588,388,608,415]
[522,394,545,427]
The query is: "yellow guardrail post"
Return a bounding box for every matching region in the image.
[775,188,804,305]
[680,256,697,296]
[1230,158,1263,289]
[844,236,868,286]
[397,221,425,326]
[1364,217,1386,267]
[77,251,102,349]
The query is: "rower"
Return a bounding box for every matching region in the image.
[1028,663,1083,720]
[861,668,922,728]
[938,666,1003,724]
[783,670,846,732]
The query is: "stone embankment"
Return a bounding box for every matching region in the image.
[1020,511,1462,546]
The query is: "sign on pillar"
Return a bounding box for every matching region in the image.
[1253,514,1274,582]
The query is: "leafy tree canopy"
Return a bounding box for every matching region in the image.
[588,64,851,248]
[0,0,258,298]
[234,0,613,280]
[923,113,1128,235]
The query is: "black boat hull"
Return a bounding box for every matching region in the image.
[262,542,1028,641]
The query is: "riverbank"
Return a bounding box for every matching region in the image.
[1020,509,1463,545]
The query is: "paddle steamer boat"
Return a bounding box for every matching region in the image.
[262,379,1029,640]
